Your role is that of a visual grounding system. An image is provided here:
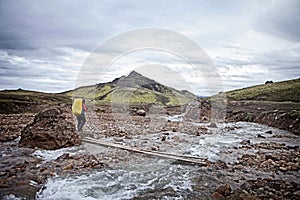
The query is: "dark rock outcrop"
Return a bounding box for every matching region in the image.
[19,107,81,150]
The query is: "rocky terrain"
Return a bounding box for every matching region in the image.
[0,77,299,199]
[0,103,299,199]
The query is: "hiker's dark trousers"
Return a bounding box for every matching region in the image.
[77,113,86,131]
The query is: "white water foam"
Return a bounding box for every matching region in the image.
[32,146,85,162]
[2,194,25,200]
[165,114,184,122]
[36,166,193,200]
[187,121,299,161]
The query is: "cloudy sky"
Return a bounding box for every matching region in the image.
[0,0,299,96]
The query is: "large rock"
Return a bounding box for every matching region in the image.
[19,107,81,150]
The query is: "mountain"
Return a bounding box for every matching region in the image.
[220,78,300,102]
[66,71,198,106]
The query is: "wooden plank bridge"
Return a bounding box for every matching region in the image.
[83,137,207,166]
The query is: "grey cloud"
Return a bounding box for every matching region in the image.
[0,0,115,51]
[0,0,299,94]
[256,0,300,42]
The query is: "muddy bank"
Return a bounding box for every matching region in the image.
[226,101,300,135]
[190,99,300,135]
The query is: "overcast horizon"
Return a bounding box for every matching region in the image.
[0,0,299,96]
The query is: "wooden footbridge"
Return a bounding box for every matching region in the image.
[83,137,207,166]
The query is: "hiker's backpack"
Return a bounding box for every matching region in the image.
[72,99,82,116]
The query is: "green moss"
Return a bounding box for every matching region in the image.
[244,113,254,122]
[287,110,300,119]
[91,87,195,106]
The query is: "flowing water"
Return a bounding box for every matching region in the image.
[31,121,299,200]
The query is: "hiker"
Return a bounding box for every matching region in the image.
[78,99,88,131]
[72,98,88,132]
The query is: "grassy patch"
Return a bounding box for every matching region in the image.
[223,78,300,102]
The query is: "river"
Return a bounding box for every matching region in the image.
[28,120,300,200]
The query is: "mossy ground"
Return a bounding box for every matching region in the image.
[0,90,70,114]
[65,84,195,106]
[224,78,300,102]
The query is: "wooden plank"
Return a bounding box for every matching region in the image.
[84,137,201,159]
[141,148,202,160]
[83,137,207,165]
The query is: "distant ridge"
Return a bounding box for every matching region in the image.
[220,78,300,102]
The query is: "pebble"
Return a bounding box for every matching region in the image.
[214,184,232,197]
[208,122,218,128]
[257,134,266,138]
[211,192,224,199]
[265,130,273,134]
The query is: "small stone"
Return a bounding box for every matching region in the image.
[288,162,298,171]
[136,109,146,116]
[215,184,232,196]
[211,192,224,199]
[56,153,70,160]
[173,136,180,142]
[160,135,166,141]
[241,140,250,145]
[0,181,9,188]
[257,134,266,139]
[171,127,177,132]
[151,146,159,151]
[265,130,272,134]
[293,191,300,199]
[279,166,288,171]
[63,164,73,170]
[209,122,218,128]
[234,164,244,170]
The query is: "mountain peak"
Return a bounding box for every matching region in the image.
[120,71,156,86]
[126,71,155,83]
[128,70,141,77]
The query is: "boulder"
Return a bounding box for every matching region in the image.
[265,80,273,84]
[19,107,81,150]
